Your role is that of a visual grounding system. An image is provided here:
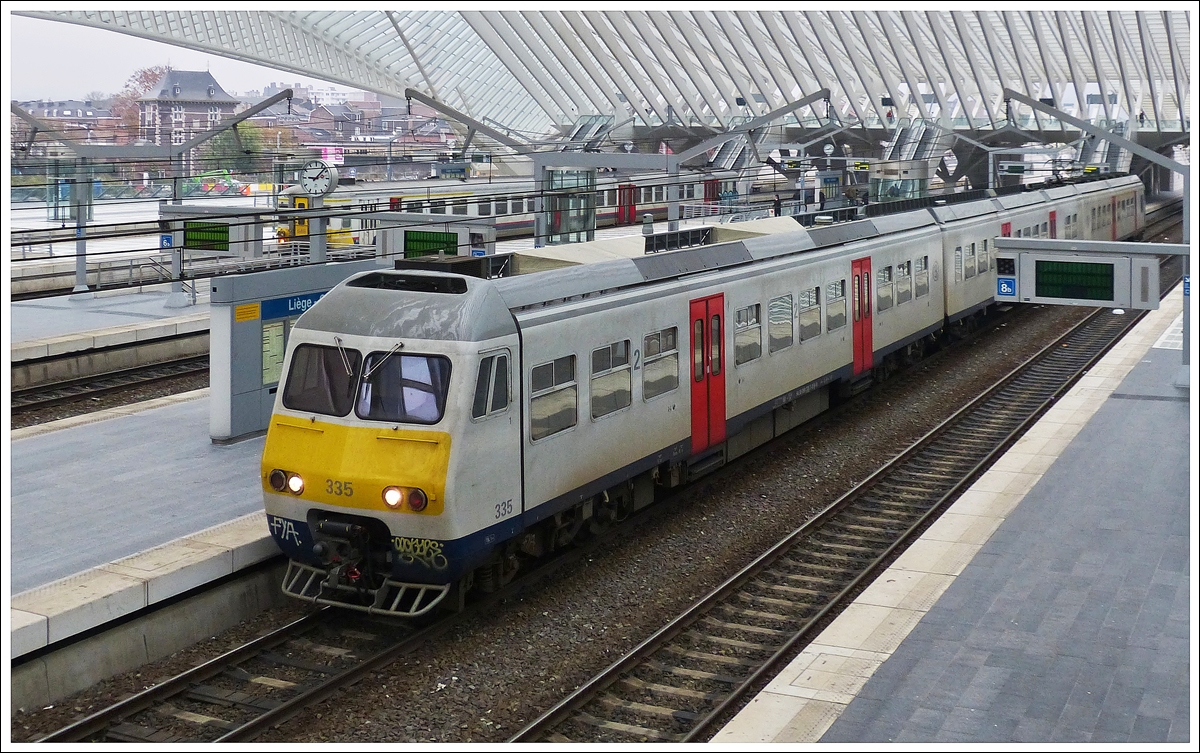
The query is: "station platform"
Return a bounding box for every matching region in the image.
[713,286,1192,744]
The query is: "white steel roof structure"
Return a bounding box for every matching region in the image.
[16,9,1191,141]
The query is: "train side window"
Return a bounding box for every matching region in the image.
[826,280,847,330]
[430,200,446,214]
[876,266,895,311]
[452,200,468,216]
[710,315,722,377]
[643,327,679,400]
[591,341,632,419]
[493,196,507,216]
[734,304,762,365]
[895,261,912,304]
[954,246,963,282]
[915,256,930,297]
[1041,222,1048,235]
[964,244,976,279]
[405,200,425,213]
[653,185,664,202]
[471,352,510,420]
[978,240,989,274]
[530,355,577,440]
[595,191,606,207]
[683,184,696,200]
[477,199,491,216]
[607,189,617,206]
[768,294,794,353]
[798,286,821,340]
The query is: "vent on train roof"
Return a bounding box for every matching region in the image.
[347,272,468,294]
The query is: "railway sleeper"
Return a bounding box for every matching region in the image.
[257,650,337,675]
[822,522,897,543]
[775,559,857,580]
[853,492,935,509]
[643,659,744,685]
[660,645,762,669]
[569,711,681,742]
[756,575,835,595]
[154,703,238,732]
[701,615,790,638]
[684,629,775,653]
[810,533,890,553]
[620,675,724,704]
[184,684,281,712]
[594,694,699,724]
[719,603,796,624]
[763,575,840,594]
[794,545,874,564]
[107,723,188,743]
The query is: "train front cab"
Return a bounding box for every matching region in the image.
[261,271,523,616]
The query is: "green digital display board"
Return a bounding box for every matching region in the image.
[183,221,229,252]
[404,230,458,259]
[1034,260,1115,301]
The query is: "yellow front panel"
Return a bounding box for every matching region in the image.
[261,415,450,515]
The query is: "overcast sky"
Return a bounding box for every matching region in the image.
[7,13,347,101]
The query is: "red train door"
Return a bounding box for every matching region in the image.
[689,294,726,454]
[851,257,873,375]
[1049,211,1057,239]
[617,184,636,225]
[1001,222,1011,237]
[703,178,720,204]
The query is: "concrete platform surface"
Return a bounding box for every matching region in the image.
[11,289,209,347]
[10,390,267,593]
[713,288,1193,744]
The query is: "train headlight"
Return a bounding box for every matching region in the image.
[407,488,428,512]
[269,469,288,492]
[287,473,305,494]
[383,486,404,508]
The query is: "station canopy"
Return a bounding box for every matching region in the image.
[19,10,1191,144]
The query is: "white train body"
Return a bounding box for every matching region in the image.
[260,174,1145,615]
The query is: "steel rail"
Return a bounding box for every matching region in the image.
[12,356,209,413]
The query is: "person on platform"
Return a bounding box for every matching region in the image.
[818,191,826,212]
[773,194,783,217]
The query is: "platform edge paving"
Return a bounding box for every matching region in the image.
[711,289,1186,744]
[11,312,209,362]
[9,512,279,661]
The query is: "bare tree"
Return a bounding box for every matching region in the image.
[108,65,170,139]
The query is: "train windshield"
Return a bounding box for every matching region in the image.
[356,352,452,425]
[282,344,363,416]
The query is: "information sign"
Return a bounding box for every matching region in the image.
[997,277,1017,297]
[160,234,173,249]
[261,291,326,320]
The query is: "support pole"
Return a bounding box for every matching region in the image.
[164,153,191,308]
[310,196,327,263]
[668,162,680,232]
[69,161,91,298]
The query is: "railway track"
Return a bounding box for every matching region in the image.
[511,260,1183,744]
[11,356,209,414]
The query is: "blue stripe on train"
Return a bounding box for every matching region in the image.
[265,512,524,585]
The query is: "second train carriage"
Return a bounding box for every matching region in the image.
[261,174,1146,616]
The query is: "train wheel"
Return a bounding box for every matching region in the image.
[477,547,520,593]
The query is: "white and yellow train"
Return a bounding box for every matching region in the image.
[261,173,1146,616]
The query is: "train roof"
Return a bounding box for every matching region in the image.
[296,174,1142,343]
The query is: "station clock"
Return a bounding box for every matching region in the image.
[299,159,339,197]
